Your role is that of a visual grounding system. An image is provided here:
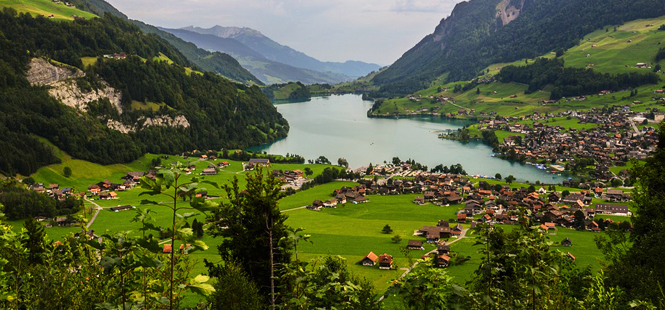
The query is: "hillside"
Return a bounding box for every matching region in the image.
[182,25,381,78]
[0,8,288,176]
[371,0,665,97]
[369,15,665,118]
[1,0,96,20]
[161,27,352,85]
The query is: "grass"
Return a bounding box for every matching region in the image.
[0,0,97,20]
[130,100,166,112]
[373,16,665,119]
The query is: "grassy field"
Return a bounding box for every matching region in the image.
[373,16,665,119]
[0,0,97,20]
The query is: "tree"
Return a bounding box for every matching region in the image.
[366,163,374,175]
[206,259,263,310]
[387,257,465,308]
[21,177,35,186]
[63,166,72,178]
[476,87,481,94]
[337,157,349,168]
[495,173,502,180]
[382,224,393,234]
[21,217,45,264]
[562,190,570,197]
[611,178,623,187]
[314,156,331,165]
[304,167,313,177]
[209,168,291,308]
[391,234,402,243]
[280,256,378,309]
[392,157,402,165]
[504,175,516,184]
[600,125,665,306]
[574,210,586,230]
[139,163,215,309]
[192,218,204,239]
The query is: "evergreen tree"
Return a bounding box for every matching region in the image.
[21,217,45,264]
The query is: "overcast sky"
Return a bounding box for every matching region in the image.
[105,0,460,65]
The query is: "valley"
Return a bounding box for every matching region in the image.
[0,0,664,309]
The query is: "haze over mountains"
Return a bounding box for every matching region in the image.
[162,26,381,85]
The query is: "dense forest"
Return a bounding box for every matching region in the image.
[371,0,665,97]
[496,57,660,99]
[0,9,287,176]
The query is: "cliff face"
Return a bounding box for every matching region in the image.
[27,58,190,133]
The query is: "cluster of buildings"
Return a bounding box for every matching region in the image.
[480,108,661,180]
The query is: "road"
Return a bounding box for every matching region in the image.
[628,118,641,136]
[85,198,102,229]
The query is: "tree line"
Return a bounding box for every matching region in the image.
[496,57,660,99]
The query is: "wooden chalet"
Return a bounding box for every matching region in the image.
[378,253,393,270]
[407,240,424,250]
[435,254,451,268]
[360,252,379,266]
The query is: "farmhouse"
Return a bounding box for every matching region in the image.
[201,168,217,176]
[561,238,573,247]
[360,252,379,266]
[249,158,271,167]
[594,204,630,215]
[435,255,451,268]
[407,240,424,250]
[378,253,393,270]
[110,205,133,212]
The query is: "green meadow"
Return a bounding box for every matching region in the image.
[0,0,96,20]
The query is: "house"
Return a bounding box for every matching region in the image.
[378,253,393,270]
[561,238,572,247]
[548,192,561,202]
[413,196,425,205]
[163,244,172,253]
[249,158,270,167]
[55,216,69,226]
[407,240,424,250]
[457,212,467,223]
[360,252,379,266]
[435,254,451,268]
[201,168,217,176]
[594,204,629,215]
[354,196,369,204]
[437,243,450,255]
[110,205,133,212]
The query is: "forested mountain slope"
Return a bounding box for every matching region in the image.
[0,9,287,176]
[372,0,665,97]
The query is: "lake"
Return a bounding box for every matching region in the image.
[249,94,567,183]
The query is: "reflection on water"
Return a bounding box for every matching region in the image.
[249,94,568,183]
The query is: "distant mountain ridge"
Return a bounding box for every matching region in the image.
[182,25,382,79]
[161,27,351,84]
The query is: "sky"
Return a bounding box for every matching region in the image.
[105,0,461,65]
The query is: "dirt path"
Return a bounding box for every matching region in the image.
[85,198,102,229]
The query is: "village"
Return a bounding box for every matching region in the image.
[477,105,662,181]
[303,163,633,271]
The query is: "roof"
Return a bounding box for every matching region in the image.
[379,253,393,264]
[407,240,423,247]
[363,251,378,262]
[249,158,270,164]
[163,244,172,253]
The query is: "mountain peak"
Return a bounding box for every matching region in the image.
[181,25,263,39]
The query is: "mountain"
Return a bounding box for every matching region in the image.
[66,0,261,84]
[372,0,665,97]
[160,27,350,85]
[182,25,382,79]
[0,8,287,176]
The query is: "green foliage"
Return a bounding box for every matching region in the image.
[469,222,592,309]
[280,255,379,310]
[497,58,660,99]
[205,259,263,310]
[391,234,402,243]
[382,224,393,234]
[208,167,291,300]
[262,82,311,101]
[21,217,45,264]
[0,184,82,220]
[387,259,465,308]
[656,47,665,62]
[371,0,665,97]
[62,166,72,178]
[600,125,665,306]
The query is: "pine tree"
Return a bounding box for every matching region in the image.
[22,217,46,264]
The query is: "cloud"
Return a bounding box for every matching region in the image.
[105,0,459,64]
